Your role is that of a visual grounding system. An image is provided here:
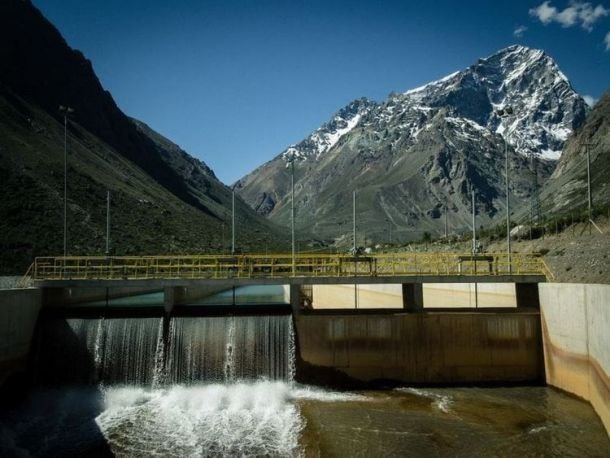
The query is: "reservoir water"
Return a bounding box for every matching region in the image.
[0,313,608,456]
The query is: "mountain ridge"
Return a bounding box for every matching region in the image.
[235,44,589,246]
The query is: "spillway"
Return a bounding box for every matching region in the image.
[35,315,295,387]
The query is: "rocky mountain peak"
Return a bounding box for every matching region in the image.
[236,45,590,244]
[280,97,376,162]
[378,44,589,161]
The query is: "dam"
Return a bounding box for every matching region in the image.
[0,254,608,455]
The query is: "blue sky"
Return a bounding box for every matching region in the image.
[33,0,610,184]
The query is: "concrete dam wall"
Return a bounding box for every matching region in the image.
[0,288,41,388]
[540,283,610,435]
[1,281,609,437]
[295,312,543,384]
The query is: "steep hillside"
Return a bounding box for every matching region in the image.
[236,45,588,246]
[0,0,287,273]
[539,90,610,216]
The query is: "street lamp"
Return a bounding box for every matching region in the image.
[353,190,357,254]
[496,106,513,273]
[231,189,235,255]
[284,147,300,276]
[58,105,74,260]
[105,190,111,256]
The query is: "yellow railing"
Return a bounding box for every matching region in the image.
[30,252,549,281]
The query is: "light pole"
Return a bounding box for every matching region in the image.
[497,106,513,273]
[59,105,74,259]
[231,190,235,255]
[470,181,479,309]
[284,147,299,276]
[290,158,296,276]
[583,142,593,234]
[471,182,477,254]
[353,190,357,254]
[105,190,111,256]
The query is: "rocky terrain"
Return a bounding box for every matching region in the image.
[538,90,610,216]
[236,45,589,247]
[488,218,610,284]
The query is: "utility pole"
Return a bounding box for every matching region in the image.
[497,106,513,273]
[471,182,479,308]
[444,204,448,239]
[105,191,111,256]
[353,191,356,254]
[290,159,296,277]
[583,142,593,234]
[471,182,477,254]
[231,190,235,255]
[221,223,225,254]
[59,105,74,259]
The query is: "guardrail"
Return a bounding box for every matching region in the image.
[28,252,549,281]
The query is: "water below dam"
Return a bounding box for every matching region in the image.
[0,315,608,456]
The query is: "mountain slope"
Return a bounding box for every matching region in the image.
[236,45,588,245]
[0,0,286,273]
[539,90,610,216]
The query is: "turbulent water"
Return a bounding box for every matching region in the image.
[1,315,608,457]
[1,383,608,457]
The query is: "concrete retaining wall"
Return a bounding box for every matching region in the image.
[0,288,42,387]
[539,283,610,436]
[295,311,543,384]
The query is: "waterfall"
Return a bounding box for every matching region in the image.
[166,315,295,384]
[36,314,295,386]
[37,318,163,386]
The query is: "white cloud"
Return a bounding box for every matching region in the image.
[605,31,610,49]
[529,2,609,31]
[583,94,597,106]
[513,25,528,37]
[531,1,559,23]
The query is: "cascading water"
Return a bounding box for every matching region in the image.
[36,314,295,386]
[24,313,305,457]
[166,315,295,384]
[37,317,163,386]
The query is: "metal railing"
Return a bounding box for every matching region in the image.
[29,252,549,281]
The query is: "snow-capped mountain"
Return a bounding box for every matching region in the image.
[382,45,587,160]
[235,45,589,244]
[280,98,376,161]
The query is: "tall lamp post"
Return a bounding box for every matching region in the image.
[497,106,513,273]
[285,147,299,276]
[105,190,111,256]
[59,105,74,260]
[231,190,236,255]
[353,191,357,254]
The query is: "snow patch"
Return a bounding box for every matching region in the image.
[539,149,562,160]
[404,71,460,96]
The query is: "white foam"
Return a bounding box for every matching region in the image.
[96,382,334,457]
[291,385,369,402]
[395,387,453,413]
